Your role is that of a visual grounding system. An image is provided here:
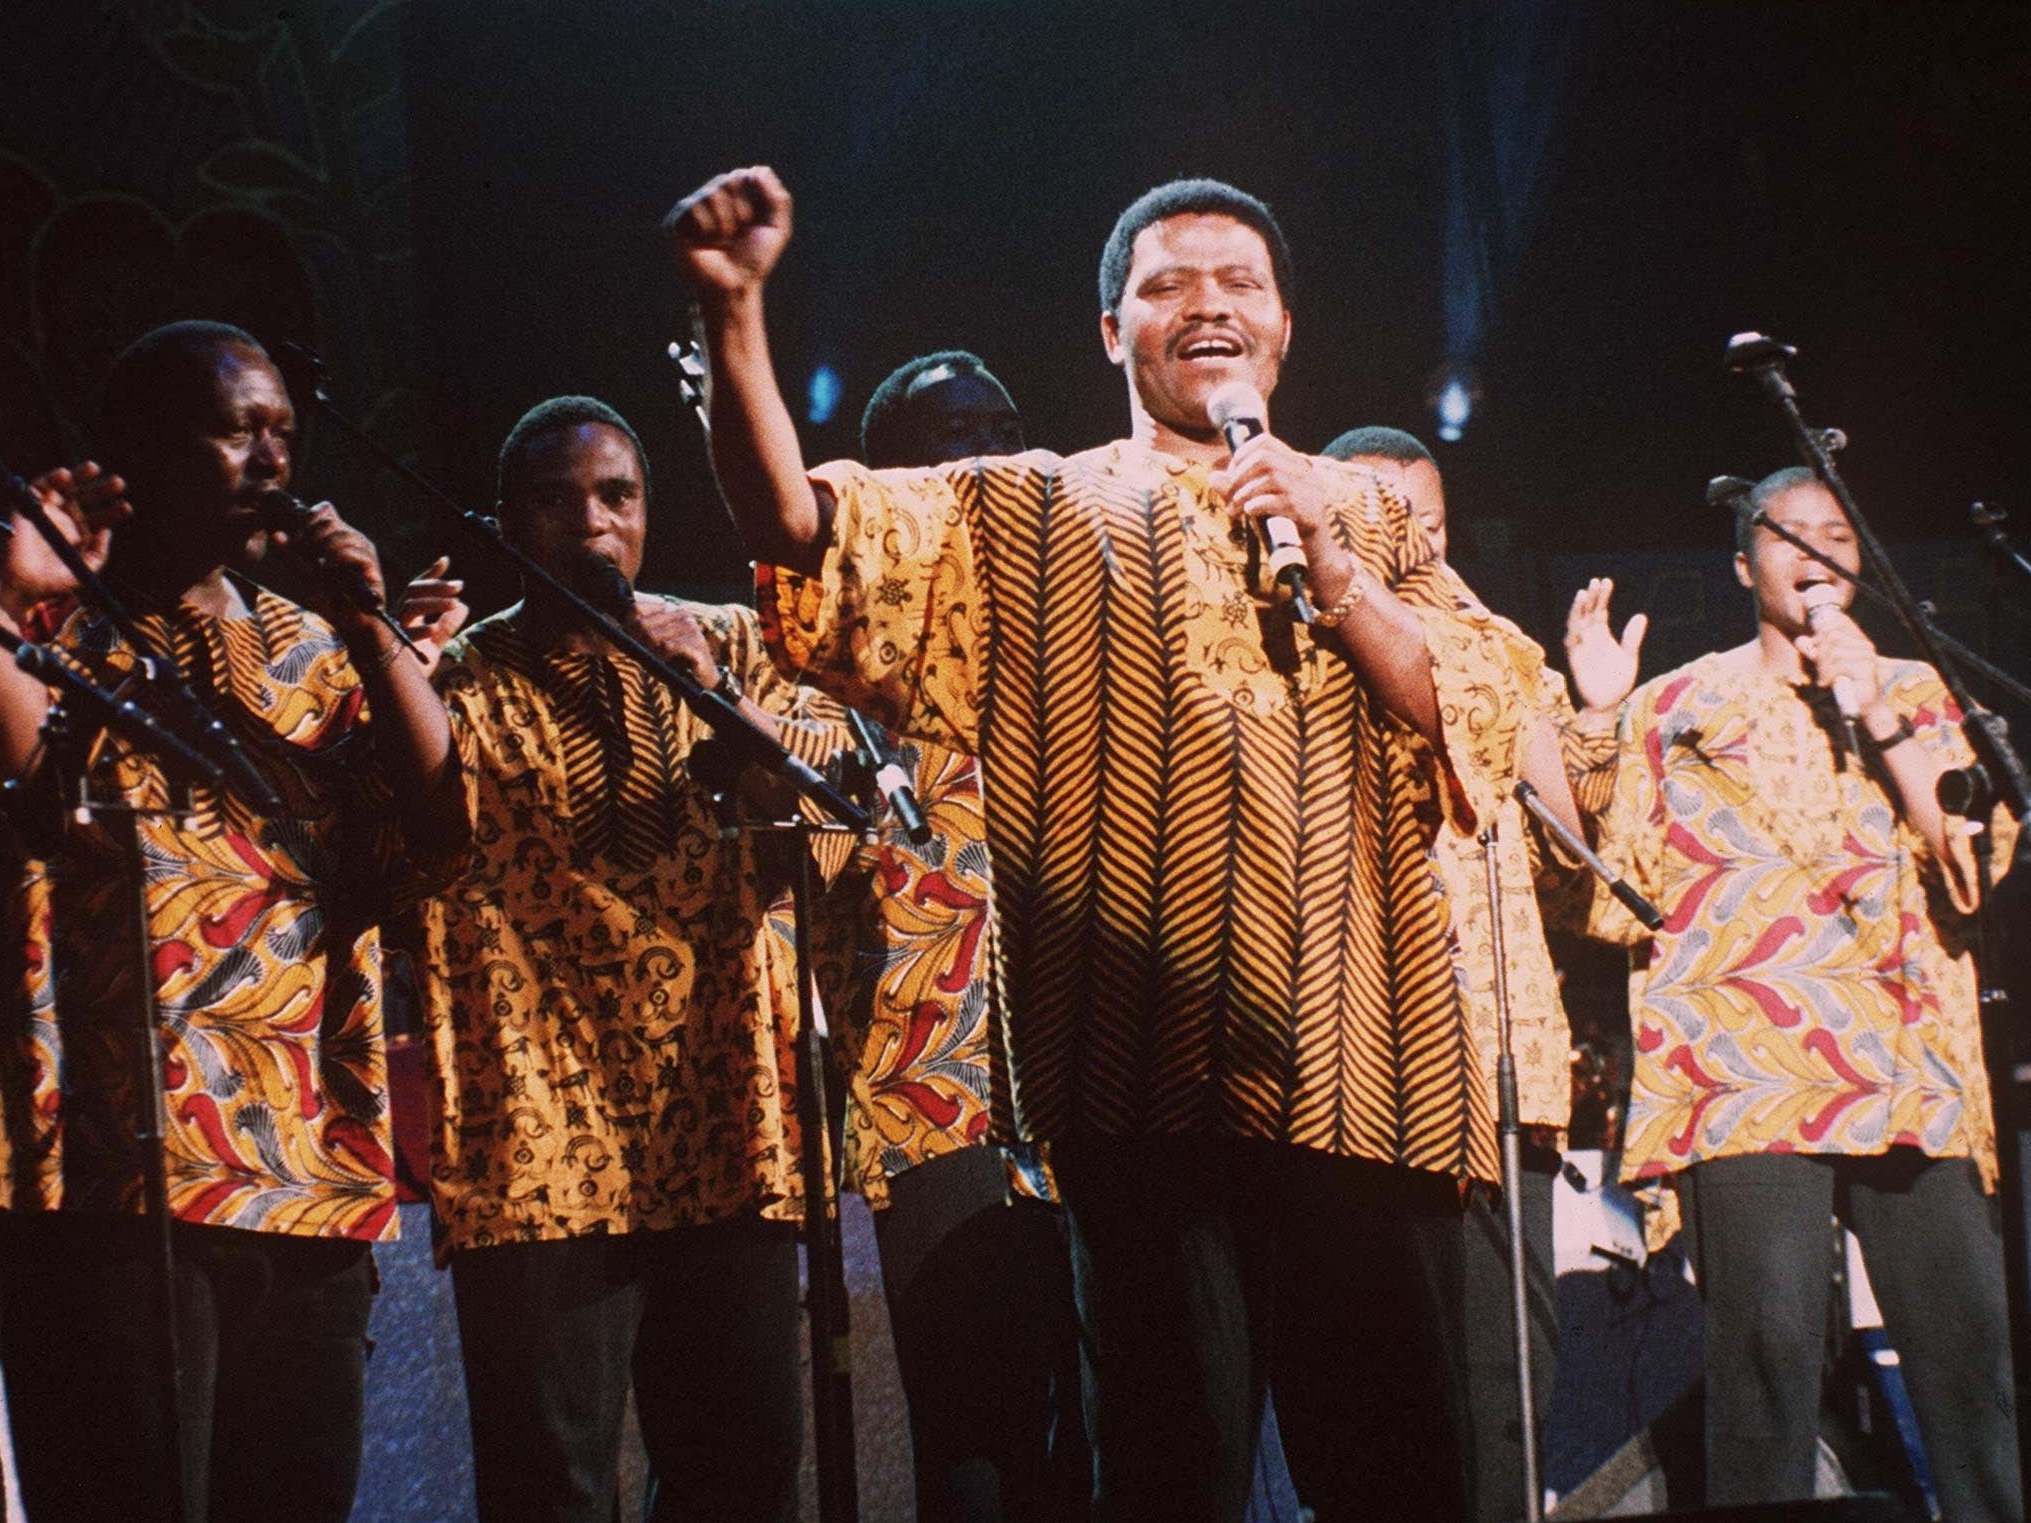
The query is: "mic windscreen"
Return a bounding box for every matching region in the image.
[1798,582,1841,624]
[1205,381,1266,434]
[1705,475,1755,509]
[256,489,313,530]
[575,554,635,617]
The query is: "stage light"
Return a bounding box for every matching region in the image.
[1436,378,1472,442]
[807,364,841,425]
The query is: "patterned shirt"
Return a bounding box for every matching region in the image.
[1586,651,2010,1200]
[1426,607,1601,1133]
[418,598,852,1254]
[806,734,1002,1179]
[760,442,1527,1181]
[0,588,441,1240]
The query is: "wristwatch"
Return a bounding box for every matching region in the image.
[1863,712,1916,751]
[711,663,743,705]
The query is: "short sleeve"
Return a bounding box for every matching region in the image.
[756,460,984,755]
[1885,663,2019,913]
[1574,687,1665,947]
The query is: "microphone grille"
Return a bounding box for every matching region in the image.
[577,555,636,616]
[1205,381,1266,431]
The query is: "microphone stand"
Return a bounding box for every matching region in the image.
[274,346,866,833]
[1727,333,2031,1503]
[693,739,864,1523]
[1478,816,1543,1523]
[0,641,220,1523]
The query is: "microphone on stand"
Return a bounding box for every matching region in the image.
[1799,582,1864,760]
[1205,381,1316,624]
[257,490,421,659]
[687,736,745,842]
[844,709,931,845]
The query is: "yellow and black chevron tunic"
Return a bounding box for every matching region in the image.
[760,442,1528,1182]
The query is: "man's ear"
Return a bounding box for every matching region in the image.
[1278,307,1292,361]
[1733,550,1752,591]
[1100,310,1125,368]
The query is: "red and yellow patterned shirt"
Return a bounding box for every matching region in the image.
[0,588,448,1240]
[1586,650,2011,1213]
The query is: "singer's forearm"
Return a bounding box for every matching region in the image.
[0,605,55,781]
[351,629,463,855]
[1864,700,1953,861]
[700,288,829,573]
[1304,543,1440,744]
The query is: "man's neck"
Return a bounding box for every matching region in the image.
[1128,405,1227,467]
[106,549,244,620]
[520,590,611,655]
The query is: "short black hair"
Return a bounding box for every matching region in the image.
[1321,426,1435,467]
[99,320,267,459]
[860,350,993,468]
[1097,178,1294,316]
[496,394,650,511]
[1738,465,1819,556]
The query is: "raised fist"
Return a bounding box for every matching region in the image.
[663,166,794,300]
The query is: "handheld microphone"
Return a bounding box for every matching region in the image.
[1798,582,1863,758]
[1205,381,1315,624]
[575,554,636,618]
[844,709,931,845]
[257,490,420,659]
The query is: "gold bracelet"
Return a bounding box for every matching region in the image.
[1311,576,1369,630]
[365,637,407,675]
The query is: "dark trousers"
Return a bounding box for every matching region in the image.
[1053,1134,1463,1523]
[0,1210,374,1523]
[873,1145,1089,1523]
[1682,1150,2022,1522]
[449,1216,802,1523]
[1412,1150,1558,1523]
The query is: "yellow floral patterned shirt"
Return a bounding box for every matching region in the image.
[760,442,1530,1181]
[1426,607,1591,1133]
[1587,651,2010,1204]
[1,588,448,1240]
[417,598,851,1254]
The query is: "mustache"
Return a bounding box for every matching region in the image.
[1169,325,1252,358]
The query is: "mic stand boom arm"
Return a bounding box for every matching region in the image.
[277,346,868,834]
[1712,479,2031,714]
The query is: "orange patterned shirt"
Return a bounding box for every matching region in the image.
[0,588,446,1240]
[418,598,854,1254]
[761,443,1530,1181]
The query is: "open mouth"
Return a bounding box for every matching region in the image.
[1176,332,1246,362]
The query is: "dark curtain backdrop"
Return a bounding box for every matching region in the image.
[4,0,2028,653]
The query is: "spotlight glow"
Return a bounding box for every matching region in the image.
[807,364,842,425]
[1436,378,1471,442]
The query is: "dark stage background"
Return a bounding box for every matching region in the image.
[4,0,2028,664]
[4,4,2030,1517]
